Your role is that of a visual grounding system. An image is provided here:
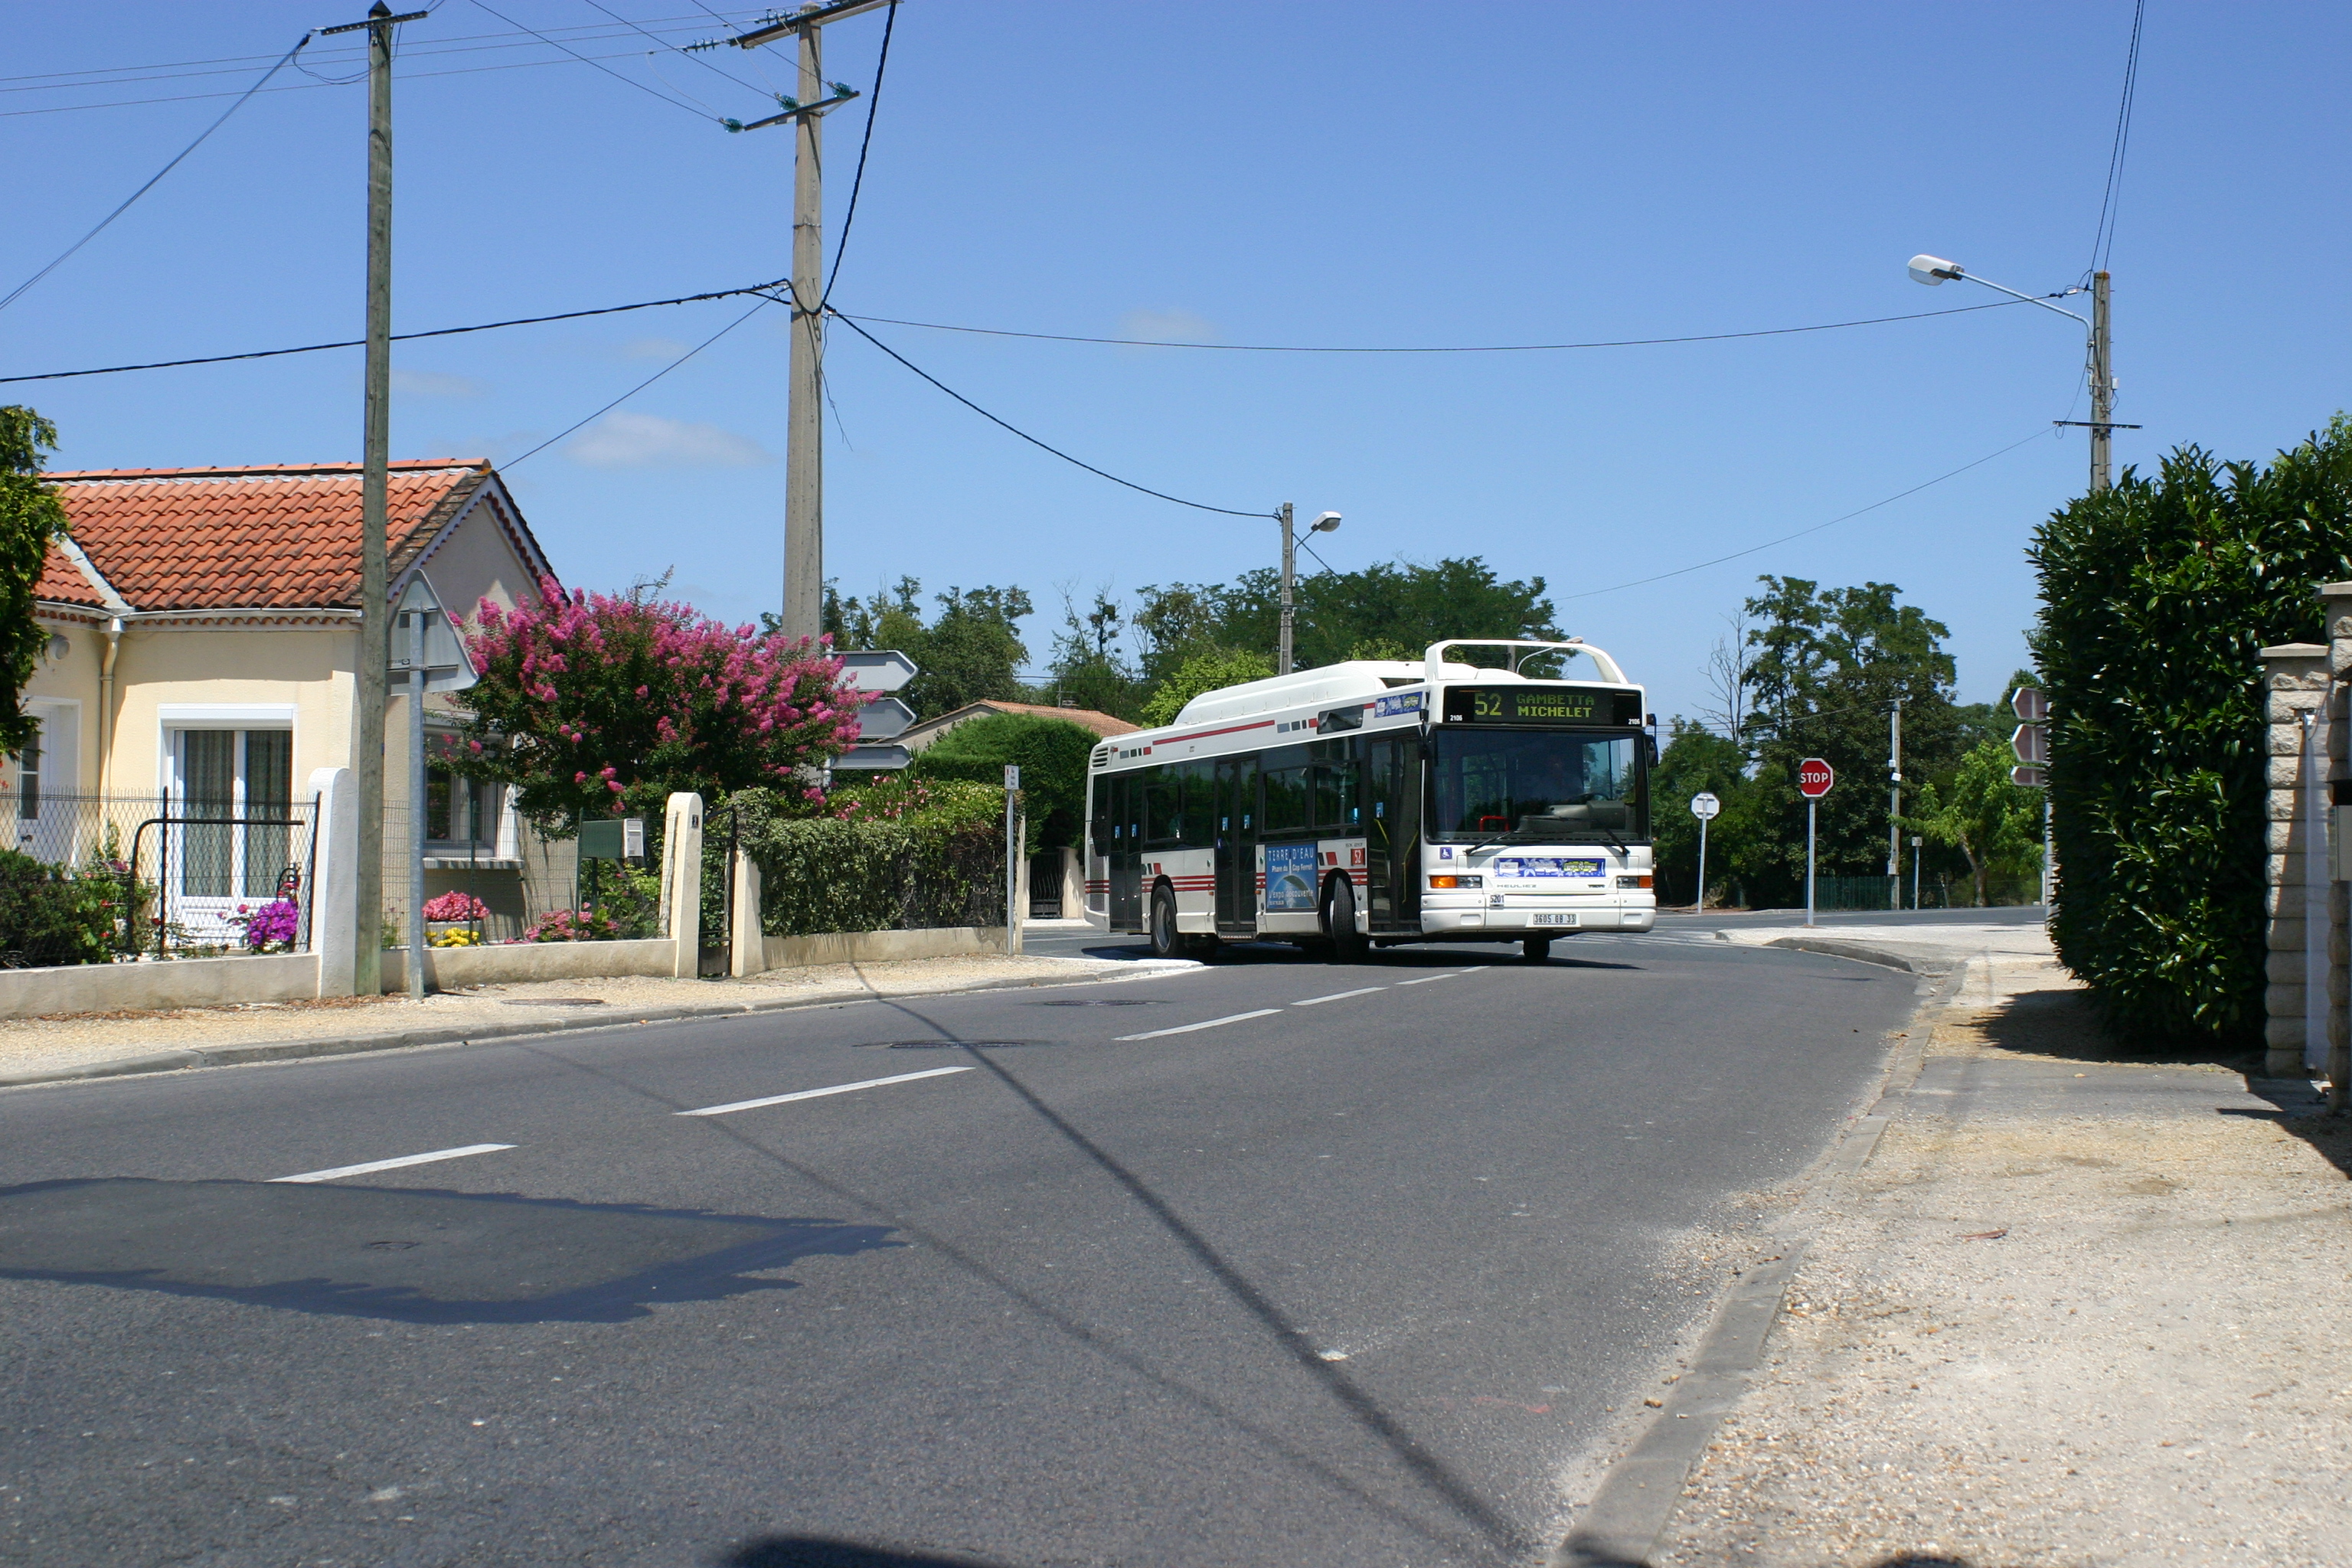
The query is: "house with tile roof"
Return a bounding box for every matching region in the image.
[896,698,1139,753]
[15,459,573,942]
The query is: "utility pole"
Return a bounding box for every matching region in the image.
[2089,270,2113,495]
[717,1,892,642]
[1886,697,1903,911]
[1277,502,1296,677]
[323,2,425,998]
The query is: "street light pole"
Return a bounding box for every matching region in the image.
[1906,254,2135,498]
[1277,501,1295,677]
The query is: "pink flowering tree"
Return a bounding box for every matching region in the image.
[441,577,862,831]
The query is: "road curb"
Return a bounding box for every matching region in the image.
[1760,935,1939,973]
[1553,962,1968,1567]
[0,960,1200,1092]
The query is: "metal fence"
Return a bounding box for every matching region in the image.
[0,792,318,962]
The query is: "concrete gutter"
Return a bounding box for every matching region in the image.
[0,961,1197,1092]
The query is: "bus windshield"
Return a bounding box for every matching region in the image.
[1429,728,1646,842]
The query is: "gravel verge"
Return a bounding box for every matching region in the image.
[1646,955,2352,1568]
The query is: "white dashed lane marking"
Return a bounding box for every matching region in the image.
[270,1144,517,1184]
[678,1066,975,1117]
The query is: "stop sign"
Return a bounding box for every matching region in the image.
[1797,757,1836,799]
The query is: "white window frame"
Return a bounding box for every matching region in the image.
[156,705,298,936]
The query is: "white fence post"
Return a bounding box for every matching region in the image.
[309,766,359,997]
[662,792,704,979]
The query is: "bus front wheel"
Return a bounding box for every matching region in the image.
[1326,877,1367,963]
[1148,884,1182,960]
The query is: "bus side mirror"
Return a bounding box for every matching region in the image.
[1644,736,1659,766]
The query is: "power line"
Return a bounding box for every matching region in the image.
[835,298,2029,355]
[1560,426,2058,602]
[0,275,787,384]
[505,297,773,468]
[0,34,312,316]
[819,0,897,309]
[0,12,758,98]
[468,0,716,120]
[2089,0,2146,276]
[828,312,1272,519]
[0,39,732,119]
[574,0,769,95]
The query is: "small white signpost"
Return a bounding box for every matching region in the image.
[1004,765,1021,956]
[1797,757,1836,928]
[1689,791,1720,913]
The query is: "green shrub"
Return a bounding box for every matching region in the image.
[2030,418,2352,1046]
[732,783,1006,936]
[0,848,118,967]
[909,713,1098,849]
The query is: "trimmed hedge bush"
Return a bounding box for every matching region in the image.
[732,781,1007,937]
[2030,418,2352,1046]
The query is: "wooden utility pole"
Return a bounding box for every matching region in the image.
[721,1,893,642]
[323,2,425,997]
[2089,270,2113,495]
[1277,501,1296,676]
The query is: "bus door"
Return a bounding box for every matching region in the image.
[1215,756,1257,932]
[1364,733,1423,927]
[1108,773,1143,930]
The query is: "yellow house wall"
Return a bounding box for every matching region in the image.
[104,624,358,799]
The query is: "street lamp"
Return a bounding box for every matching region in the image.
[1276,506,1341,676]
[1906,253,2129,495]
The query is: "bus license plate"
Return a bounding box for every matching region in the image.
[1530,912,1577,927]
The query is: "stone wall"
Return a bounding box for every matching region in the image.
[2260,641,2328,1077]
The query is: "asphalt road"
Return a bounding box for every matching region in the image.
[0,933,1922,1568]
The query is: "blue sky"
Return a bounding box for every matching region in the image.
[5,2,2346,724]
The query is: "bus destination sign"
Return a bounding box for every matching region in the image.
[1442,686,1640,727]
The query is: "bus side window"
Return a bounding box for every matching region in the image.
[1263,765,1308,833]
[1142,766,1177,846]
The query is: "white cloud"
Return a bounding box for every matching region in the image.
[564,410,773,469]
[619,336,694,360]
[1119,307,1217,343]
[391,368,485,398]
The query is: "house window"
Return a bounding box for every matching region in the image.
[175,728,293,899]
[426,763,502,851]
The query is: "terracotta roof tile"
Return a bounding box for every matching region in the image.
[34,460,496,612]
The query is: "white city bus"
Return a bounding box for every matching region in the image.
[1083,639,1656,962]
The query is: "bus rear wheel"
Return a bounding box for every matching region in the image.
[1521,936,1552,962]
[1147,884,1183,960]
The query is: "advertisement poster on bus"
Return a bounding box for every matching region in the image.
[1263,844,1320,911]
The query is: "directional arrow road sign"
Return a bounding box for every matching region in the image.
[2011,724,2047,766]
[2011,686,2049,723]
[854,696,916,741]
[832,744,912,772]
[837,649,917,694]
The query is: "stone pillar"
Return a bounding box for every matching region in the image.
[2323,583,2352,1106]
[308,766,358,998]
[730,843,763,978]
[661,792,704,980]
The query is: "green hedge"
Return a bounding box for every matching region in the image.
[2030,418,2352,1046]
[730,781,1008,937]
[0,848,119,967]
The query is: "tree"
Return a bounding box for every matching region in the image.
[1902,739,2043,906]
[1042,583,1144,719]
[0,408,70,759]
[1734,576,1964,906]
[1649,720,1748,906]
[1138,646,1275,727]
[910,712,1099,849]
[816,577,1035,719]
[449,577,861,830]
